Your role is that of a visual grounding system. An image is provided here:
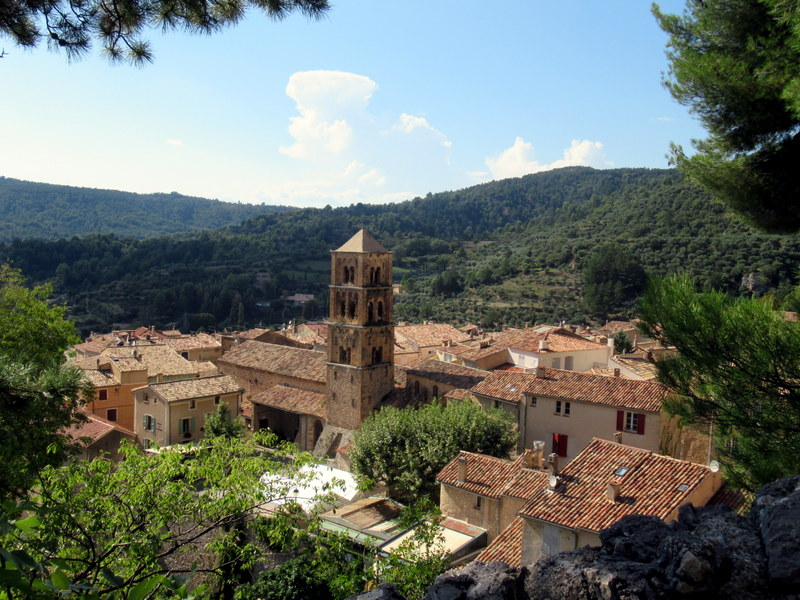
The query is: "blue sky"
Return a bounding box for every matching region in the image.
[1,1,702,207]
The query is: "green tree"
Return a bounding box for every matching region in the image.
[654,0,800,233]
[638,275,800,491]
[0,433,319,598]
[1,0,329,63]
[350,400,516,502]
[205,402,246,438]
[582,243,646,317]
[612,330,634,355]
[0,266,87,499]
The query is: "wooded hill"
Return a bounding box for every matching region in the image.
[0,176,286,241]
[2,167,798,335]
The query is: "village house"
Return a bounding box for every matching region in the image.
[133,375,243,447]
[437,326,609,372]
[280,321,329,350]
[64,412,136,461]
[158,332,223,362]
[76,345,203,430]
[475,438,723,566]
[469,367,666,460]
[393,323,473,366]
[436,446,549,541]
[404,358,487,403]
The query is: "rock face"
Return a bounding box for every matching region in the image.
[350,475,800,600]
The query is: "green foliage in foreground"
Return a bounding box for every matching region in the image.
[639,275,800,491]
[351,400,517,503]
[0,266,88,500]
[0,434,319,598]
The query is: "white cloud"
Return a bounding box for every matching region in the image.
[485,137,612,180]
[165,138,183,147]
[279,71,377,160]
[390,114,451,148]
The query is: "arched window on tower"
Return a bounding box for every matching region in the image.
[368,302,374,322]
[377,301,384,321]
[339,347,348,363]
[348,299,356,319]
[340,297,347,318]
[346,348,351,363]
[343,265,350,284]
[376,346,383,363]
[374,267,381,284]
[370,267,375,283]
[371,347,377,364]
[349,266,355,284]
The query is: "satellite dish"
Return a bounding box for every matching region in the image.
[548,474,558,488]
[709,460,720,472]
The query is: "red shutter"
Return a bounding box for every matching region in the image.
[637,414,646,435]
[552,433,559,455]
[559,434,568,457]
[616,410,624,431]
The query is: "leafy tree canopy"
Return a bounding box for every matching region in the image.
[655,0,800,233]
[350,400,517,503]
[0,0,328,63]
[0,265,86,499]
[0,433,319,598]
[638,275,800,491]
[582,243,647,318]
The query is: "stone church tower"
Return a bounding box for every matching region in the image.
[326,229,394,430]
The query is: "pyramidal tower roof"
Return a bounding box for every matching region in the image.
[333,229,389,253]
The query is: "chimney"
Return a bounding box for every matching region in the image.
[457,455,467,483]
[547,453,559,476]
[535,366,546,378]
[95,358,100,368]
[613,431,623,444]
[524,322,531,329]
[532,441,545,469]
[606,479,622,502]
[607,336,615,349]
[613,368,620,377]
[538,339,549,351]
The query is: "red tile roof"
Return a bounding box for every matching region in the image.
[518,438,715,533]
[143,375,242,403]
[250,385,326,418]
[471,368,665,412]
[443,327,606,362]
[405,358,487,389]
[395,323,472,350]
[65,413,134,444]
[476,517,524,566]
[218,341,327,383]
[437,450,547,500]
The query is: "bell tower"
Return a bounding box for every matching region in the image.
[326,230,394,430]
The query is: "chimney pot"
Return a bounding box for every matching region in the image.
[613,431,623,444]
[538,339,549,351]
[606,480,622,502]
[457,455,467,483]
[532,441,545,469]
[547,453,559,475]
[613,368,620,377]
[535,366,546,378]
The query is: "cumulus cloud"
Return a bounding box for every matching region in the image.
[485,137,612,180]
[279,71,377,160]
[390,114,452,148]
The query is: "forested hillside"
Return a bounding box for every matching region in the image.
[0,177,287,241]
[2,167,798,335]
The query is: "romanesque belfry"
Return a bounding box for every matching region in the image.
[326,230,395,430]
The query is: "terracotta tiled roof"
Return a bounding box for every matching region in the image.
[707,485,754,516]
[283,323,329,346]
[437,451,544,500]
[249,385,326,418]
[406,358,487,389]
[82,369,119,387]
[500,468,550,500]
[437,452,520,499]
[145,375,243,403]
[395,324,472,350]
[443,388,471,401]
[444,327,607,362]
[72,334,119,356]
[518,438,715,533]
[218,341,327,383]
[160,333,221,352]
[237,328,272,340]
[611,356,659,380]
[102,346,200,377]
[471,369,665,412]
[76,355,145,373]
[476,517,524,566]
[65,413,134,444]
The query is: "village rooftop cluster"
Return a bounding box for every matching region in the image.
[65,230,739,566]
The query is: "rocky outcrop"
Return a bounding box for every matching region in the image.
[350,475,800,600]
